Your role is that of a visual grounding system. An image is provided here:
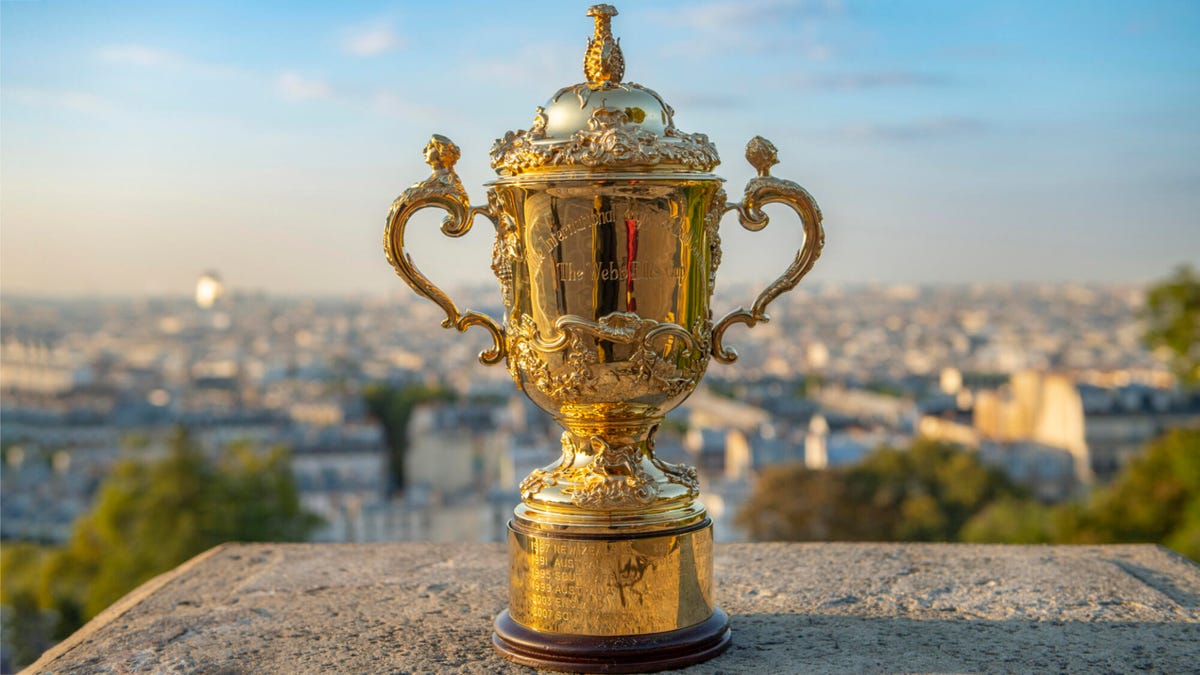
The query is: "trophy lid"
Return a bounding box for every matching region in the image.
[489,4,720,179]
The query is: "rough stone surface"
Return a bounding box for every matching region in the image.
[25,543,1200,674]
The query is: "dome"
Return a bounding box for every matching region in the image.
[541,83,672,141]
[489,5,720,178]
[195,270,223,309]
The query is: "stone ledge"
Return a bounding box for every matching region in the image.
[24,543,1200,674]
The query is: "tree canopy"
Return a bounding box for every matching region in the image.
[738,430,1200,563]
[1142,264,1200,387]
[963,428,1200,560]
[1081,427,1200,558]
[1,429,320,670]
[736,438,1025,542]
[363,381,455,492]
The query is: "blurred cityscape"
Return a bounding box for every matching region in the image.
[4,276,1197,547]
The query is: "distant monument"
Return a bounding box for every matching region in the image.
[195,271,223,309]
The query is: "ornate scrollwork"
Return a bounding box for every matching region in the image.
[507,314,589,398]
[705,186,728,291]
[546,312,698,352]
[711,136,825,364]
[518,431,571,501]
[519,426,699,509]
[626,315,711,398]
[521,432,658,510]
[490,99,720,176]
[529,106,548,137]
[384,135,506,365]
[508,312,709,402]
[489,3,719,177]
[562,435,658,509]
[652,454,700,498]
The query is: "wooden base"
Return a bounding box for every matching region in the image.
[492,608,731,673]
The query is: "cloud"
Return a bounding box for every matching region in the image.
[97,44,183,68]
[667,0,843,31]
[276,73,333,102]
[1124,17,1162,36]
[939,43,1012,61]
[647,0,842,63]
[372,91,448,122]
[839,116,987,141]
[96,43,241,79]
[462,41,576,86]
[805,43,833,62]
[341,22,402,56]
[794,71,951,91]
[5,87,114,116]
[671,92,743,109]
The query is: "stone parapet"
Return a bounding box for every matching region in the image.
[24,543,1200,674]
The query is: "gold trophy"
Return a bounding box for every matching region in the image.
[384,5,823,671]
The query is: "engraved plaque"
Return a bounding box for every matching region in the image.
[508,525,713,635]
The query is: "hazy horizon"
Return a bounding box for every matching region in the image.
[0,277,1169,304]
[3,1,1199,296]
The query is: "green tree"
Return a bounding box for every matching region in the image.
[733,466,850,541]
[363,382,455,491]
[963,429,1200,561]
[0,544,56,670]
[960,497,1056,544]
[1064,428,1200,559]
[737,439,1025,541]
[1142,264,1200,387]
[0,429,320,669]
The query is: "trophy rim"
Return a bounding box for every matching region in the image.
[484,171,725,186]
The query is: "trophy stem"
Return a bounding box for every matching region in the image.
[516,420,702,525]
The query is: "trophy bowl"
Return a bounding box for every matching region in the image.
[384,5,823,671]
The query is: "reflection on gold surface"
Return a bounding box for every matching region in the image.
[383,4,824,658]
[508,519,714,636]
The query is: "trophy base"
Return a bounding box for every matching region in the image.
[493,607,730,673]
[493,515,729,672]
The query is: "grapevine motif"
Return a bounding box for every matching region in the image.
[486,188,522,312]
[705,187,727,291]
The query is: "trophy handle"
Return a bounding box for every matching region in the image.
[384,134,506,365]
[711,136,825,364]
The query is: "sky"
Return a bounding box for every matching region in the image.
[2,0,1199,297]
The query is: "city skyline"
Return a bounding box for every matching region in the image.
[1,282,1188,548]
[3,0,1199,296]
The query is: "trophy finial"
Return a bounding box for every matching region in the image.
[423,134,461,172]
[745,136,779,177]
[584,4,624,85]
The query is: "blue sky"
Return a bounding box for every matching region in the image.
[2,0,1198,296]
